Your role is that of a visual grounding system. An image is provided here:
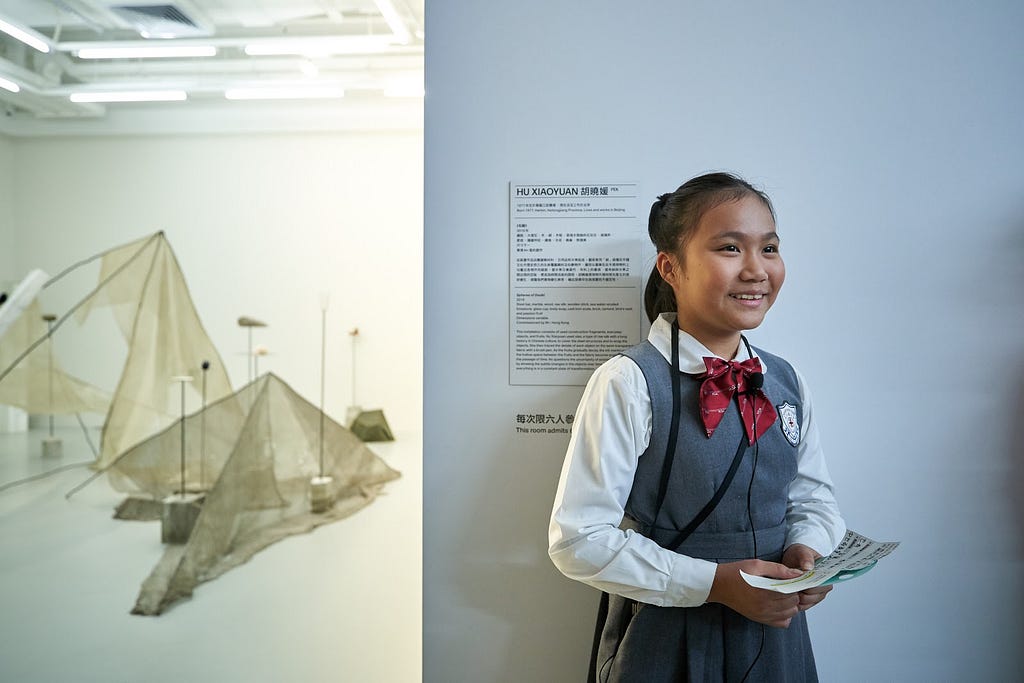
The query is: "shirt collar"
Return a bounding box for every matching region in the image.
[647,313,767,375]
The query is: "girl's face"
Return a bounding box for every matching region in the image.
[656,195,784,358]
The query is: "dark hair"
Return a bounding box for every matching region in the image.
[643,172,776,322]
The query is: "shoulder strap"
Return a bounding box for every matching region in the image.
[650,320,750,553]
[664,433,748,552]
[649,321,682,532]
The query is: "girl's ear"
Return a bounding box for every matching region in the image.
[655,251,681,287]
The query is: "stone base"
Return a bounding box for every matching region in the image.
[42,437,62,458]
[310,475,334,513]
[161,493,204,544]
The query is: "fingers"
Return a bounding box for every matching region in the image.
[796,584,833,611]
[709,561,804,628]
[755,592,801,628]
[782,543,819,571]
[746,559,804,580]
[741,581,800,627]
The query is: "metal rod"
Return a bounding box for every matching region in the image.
[247,327,253,384]
[74,412,98,458]
[179,379,186,498]
[319,308,326,478]
[46,318,54,438]
[200,362,208,491]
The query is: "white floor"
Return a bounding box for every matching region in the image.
[0,425,421,683]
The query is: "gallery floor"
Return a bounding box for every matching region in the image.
[0,424,421,682]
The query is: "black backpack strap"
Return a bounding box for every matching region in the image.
[664,431,748,551]
[650,320,749,552]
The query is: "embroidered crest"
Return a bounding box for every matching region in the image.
[777,402,800,446]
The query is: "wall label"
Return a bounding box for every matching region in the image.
[509,183,643,386]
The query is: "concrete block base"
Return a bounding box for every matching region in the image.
[161,493,204,544]
[310,476,334,513]
[41,437,62,458]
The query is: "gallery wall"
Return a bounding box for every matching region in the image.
[424,2,1024,682]
[0,134,13,281]
[6,129,423,432]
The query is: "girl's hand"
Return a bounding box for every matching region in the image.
[782,543,833,612]
[706,560,803,628]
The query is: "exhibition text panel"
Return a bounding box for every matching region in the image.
[509,183,642,386]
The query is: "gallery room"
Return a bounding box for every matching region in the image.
[0,1,422,681]
[3,1,1024,682]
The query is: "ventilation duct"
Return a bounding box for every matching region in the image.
[110,3,212,38]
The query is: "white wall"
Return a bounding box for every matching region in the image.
[10,130,422,432]
[0,133,14,282]
[424,2,1024,682]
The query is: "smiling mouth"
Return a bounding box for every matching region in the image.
[730,294,766,301]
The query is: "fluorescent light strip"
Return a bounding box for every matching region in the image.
[76,46,217,59]
[225,87,344,100]
[244,36,392,57]
[69,90,187,103]
[0,17,50,53]
[0,76,20,93]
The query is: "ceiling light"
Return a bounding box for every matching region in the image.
[372,0,412,44]
[0,76,20,93]
[224,87,344,101]
[69,90,188,103]
[76,46,217,59]
[0,16,51,53]
[244,36,392,57]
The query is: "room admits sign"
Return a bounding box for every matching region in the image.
[509,183,643,386]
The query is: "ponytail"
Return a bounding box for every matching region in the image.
[644,265,675,323]
[644,193,676,322]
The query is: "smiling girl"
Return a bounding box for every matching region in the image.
[549,172,846,682]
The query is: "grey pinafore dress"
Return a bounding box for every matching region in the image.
[590,340,818,683]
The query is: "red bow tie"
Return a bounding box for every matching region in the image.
[698,356,777,444]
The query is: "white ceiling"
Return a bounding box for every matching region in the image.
[0,0,423,134]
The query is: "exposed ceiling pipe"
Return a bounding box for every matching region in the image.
[48,0,110,33]
[371,0,411,44]
[55,31,415,53]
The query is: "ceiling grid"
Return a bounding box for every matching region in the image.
[0,0,423,134]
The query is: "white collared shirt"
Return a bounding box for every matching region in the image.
[547,314,846,607]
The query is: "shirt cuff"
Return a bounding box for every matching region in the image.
[665,554,718,607]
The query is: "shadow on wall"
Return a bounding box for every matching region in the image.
[1008,212,1024,656]
[453,425,594,682]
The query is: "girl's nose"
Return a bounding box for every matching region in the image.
[740,255,768,281]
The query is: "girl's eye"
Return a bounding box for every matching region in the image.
[763,244,779,254]
[719,245,740,252]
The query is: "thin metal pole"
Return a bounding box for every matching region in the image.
[247,327,253,384]
[318,308,326,478]
[74,413,98,457]
[179,380,186,498]
[200,362,208,490]
[46,318,54,437]
[351,332,357,407]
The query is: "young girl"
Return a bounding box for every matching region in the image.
[549,172,845,682]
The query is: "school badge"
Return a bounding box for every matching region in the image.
[777,402,800,446]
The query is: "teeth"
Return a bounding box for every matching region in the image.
[733,294,763,300]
